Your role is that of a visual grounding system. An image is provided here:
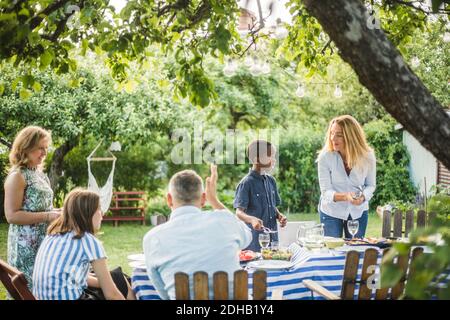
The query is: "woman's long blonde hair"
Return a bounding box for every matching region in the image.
[9,126,51,171]
[320,115,372,169]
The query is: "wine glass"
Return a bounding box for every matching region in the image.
[259,233,270,249]
[347,220,359,239]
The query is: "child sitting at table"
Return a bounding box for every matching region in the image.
[32,188,135,300]
[234,139,287,252]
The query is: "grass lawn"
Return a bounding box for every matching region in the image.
[0,212,382,300]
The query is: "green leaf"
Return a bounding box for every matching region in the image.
[32,82,42,92]
[18,8,30,17]
[11,77,19,91]
[19,88,32,100]
[40,50,54,69]
[380,263,404,288]
[124,79,138,93]
[21,74,34,88]
[0,83,4,96]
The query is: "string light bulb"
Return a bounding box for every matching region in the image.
[296,84,306,98]
[334,85,343,98]
[443,32,450,43]
[249,59,262,76]
[275,25,288,39]
[244,56,254,67]
[223,60,237,77]
[261,62,271,74]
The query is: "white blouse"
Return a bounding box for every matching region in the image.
[317,150,376,220]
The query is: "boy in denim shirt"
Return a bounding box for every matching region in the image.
[233,140,287,252]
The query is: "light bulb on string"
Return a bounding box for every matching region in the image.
[411,56,420,68]
[274,22,288,39]
[443,32,450,43]
[334,85,343,98]
[244,56,254,67]
[249,59,262,76]
[223,60,237,77]
[296,83,306,98]
[261,62,271,75]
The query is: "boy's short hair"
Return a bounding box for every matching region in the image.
[168,170,204,204]
[247,139,274,164]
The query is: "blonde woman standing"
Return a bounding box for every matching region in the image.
[317,115,376,238]
[4,126,61,288]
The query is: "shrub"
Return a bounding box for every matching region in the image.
[277,128,323,213]
[364,117,417,209]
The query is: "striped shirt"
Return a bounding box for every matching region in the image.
[32,231,106,300]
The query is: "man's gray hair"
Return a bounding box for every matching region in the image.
[168,170,204,204]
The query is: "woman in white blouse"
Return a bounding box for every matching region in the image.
[317,115,376,238]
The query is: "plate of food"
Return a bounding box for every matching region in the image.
[334,245,381,253]
[247,259,294,270]
[344,237,393,249]
[261,248,293,261]
[239,250,260,262]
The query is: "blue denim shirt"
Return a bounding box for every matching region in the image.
[233,169,281,251]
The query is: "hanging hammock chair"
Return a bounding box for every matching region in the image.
[86,141,116,213]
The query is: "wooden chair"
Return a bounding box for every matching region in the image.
[302,247,424,300]
[103,191,147,226]
[0,258,36,300]
[174,270,279,300]
[382,210,437,238]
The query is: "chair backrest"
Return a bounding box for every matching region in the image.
[382,210,436,238]
[340,247,423,300]
[174,270,267,300]
[0,259,36,300]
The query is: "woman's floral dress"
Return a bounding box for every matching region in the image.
[7,167,54,289]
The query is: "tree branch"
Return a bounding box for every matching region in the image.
[385,0,450,15]
[29,0,71,30]
[0,137,12,149]
[303,0,450,170]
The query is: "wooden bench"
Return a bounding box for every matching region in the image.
[103,191,147,226]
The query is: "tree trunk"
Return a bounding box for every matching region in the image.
[47,137,79,191]
[303,0,450,170]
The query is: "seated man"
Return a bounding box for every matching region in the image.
[143,164,252,300]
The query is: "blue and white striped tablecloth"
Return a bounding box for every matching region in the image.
[131,244,387,300]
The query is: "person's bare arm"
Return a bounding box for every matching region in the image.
[236,208,263,230]
[205,164,227,211]
[4,171,60,225]
[91,259,125,300]
[275,208,287,227]
[87,274,100,288]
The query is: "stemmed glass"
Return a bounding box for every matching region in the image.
[347,220,359,239]
[258,233,270,249]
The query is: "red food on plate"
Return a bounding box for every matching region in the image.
[239,250,256,261]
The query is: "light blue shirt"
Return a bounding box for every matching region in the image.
[143,206,252,300]
[318,150,376,220]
